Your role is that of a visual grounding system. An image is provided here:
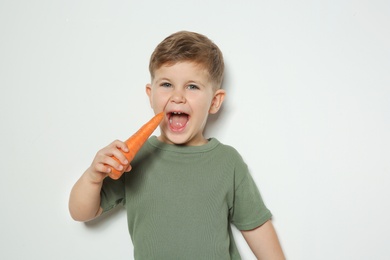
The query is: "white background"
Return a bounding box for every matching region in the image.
[1,0,389,259]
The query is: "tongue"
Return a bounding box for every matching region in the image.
[170,114,188,130]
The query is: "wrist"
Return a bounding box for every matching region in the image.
[84,167,106,185]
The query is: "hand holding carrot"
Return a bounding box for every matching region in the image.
[69,139,131,221]
[69,112,163,221]
[107,112,164,180]
[86,140,132,183]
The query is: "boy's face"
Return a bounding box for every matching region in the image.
[146,61,225,146]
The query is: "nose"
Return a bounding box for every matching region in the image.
[170,88,186,103]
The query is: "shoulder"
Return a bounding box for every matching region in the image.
[211,139,250,182]
[213,139,255,184]
[211,138,237,152]
[212,138,245,161]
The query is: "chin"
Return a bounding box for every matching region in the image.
[172,135,207,146]
[160,132,189,145]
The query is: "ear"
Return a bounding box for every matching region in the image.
[209,89,226,114]
[145,84,153,107]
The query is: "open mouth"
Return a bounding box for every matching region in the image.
[168,111,189,131]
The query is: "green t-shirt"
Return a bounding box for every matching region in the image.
[101,136,272,259]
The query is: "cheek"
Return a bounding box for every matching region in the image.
[200,94,214,110]
[191,97,213,116]
[151,92,169,108]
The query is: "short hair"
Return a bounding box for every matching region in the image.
[149,31,224,89]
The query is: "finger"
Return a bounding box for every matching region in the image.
[112,140,129,153]
[101,156,125,172]
[124,164,132,172]
[93,163,112,174]
[110,149,129,165]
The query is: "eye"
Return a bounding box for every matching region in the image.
[160,82,172,88]
[187,84,199,90]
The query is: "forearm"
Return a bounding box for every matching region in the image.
[69,169,104,222]
[241,220,285,260]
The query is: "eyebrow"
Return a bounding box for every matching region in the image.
[155,77,170,82]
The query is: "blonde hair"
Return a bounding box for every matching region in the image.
[149,31,224,89]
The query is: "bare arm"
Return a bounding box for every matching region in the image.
[241,220,285,260]
[68,168,105,222]
[68,140,131,222]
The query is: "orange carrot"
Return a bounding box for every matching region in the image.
[108,112,164,180]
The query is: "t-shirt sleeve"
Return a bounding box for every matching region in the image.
[100,175,126,213]
[229,156,272,231]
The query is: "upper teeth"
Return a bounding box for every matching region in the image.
[172,112,182,114]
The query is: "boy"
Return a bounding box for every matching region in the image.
[69,31,285,259]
